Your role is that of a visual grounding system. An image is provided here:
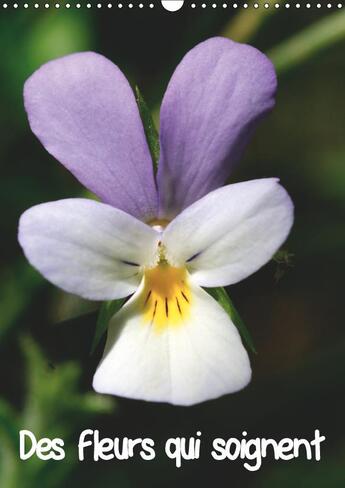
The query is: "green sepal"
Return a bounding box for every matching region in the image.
[90,298,126,355]
[272,248,294,282]
[273,249,294,265]
[135,86,160,172]
[205,287,257,355]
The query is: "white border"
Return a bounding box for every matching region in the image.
[1,2,343,8]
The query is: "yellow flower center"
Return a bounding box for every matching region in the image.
[141,262,191,331]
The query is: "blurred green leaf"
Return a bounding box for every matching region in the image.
[222,0,275,43]
[0,261,43,340]
[0,337,115,487]
[310,149,345,207]
[256,453,345,488]
[27,11,91,68]
[0,10,91,121]
[269,10,345,75]
[0,399,21,488]
[206,287,257,354]
[0,399,18,450]
[135,86,160,172]
[91,298,126,354]
[21,336,114,437]
[50,287,98,325]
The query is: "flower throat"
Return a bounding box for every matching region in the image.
[141,243,191,331]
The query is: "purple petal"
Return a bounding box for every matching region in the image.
[24,52,158,221]
[157,37,277,218]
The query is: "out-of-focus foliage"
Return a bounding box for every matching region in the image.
[221,0,276,43]
[0,9,92,340]
[269,9,345,74]
[92,298,126,354]
[256,456,345,488]
[0,9,91,114]
[0,337,114,488]
[0,262,43,340]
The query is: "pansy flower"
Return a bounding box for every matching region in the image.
[19,37,293,406]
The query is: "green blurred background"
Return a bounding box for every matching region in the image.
[1,1,345,487]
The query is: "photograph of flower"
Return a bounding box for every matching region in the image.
[0,2,344,487]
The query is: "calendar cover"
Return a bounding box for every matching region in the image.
[0,1,344,487]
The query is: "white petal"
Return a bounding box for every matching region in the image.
[18,198,159,300]
[162,179,293,287]
[93,280,251,406]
